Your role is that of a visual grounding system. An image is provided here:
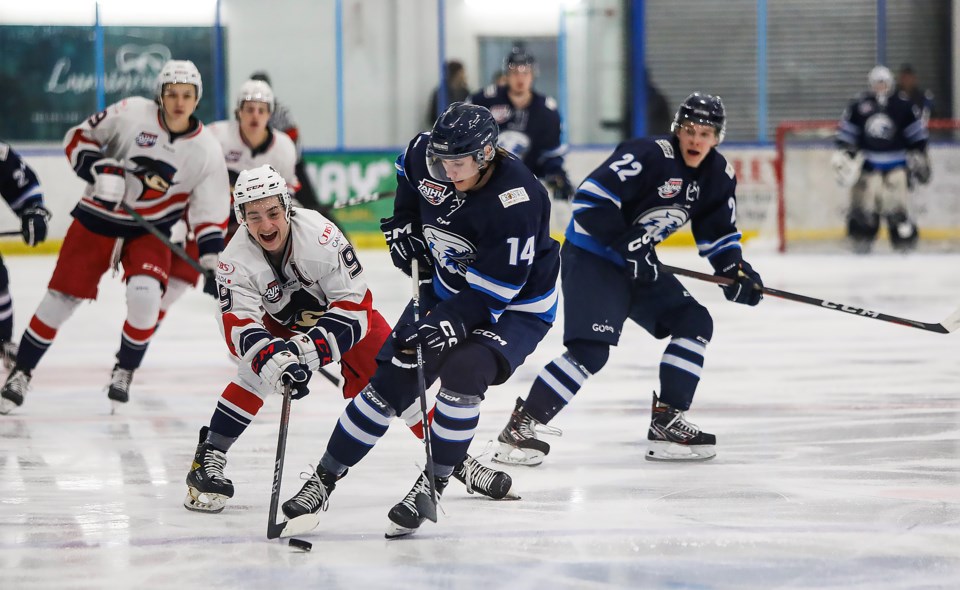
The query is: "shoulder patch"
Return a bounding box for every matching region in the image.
[498,187,530,208]
[725,161,736,179]
[545,96,558,111]
[655,139,674,159]
[0,142,9,161]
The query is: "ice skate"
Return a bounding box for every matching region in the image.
[646,393,716,461]
[385,470,448,539]
[1,341,17,371]
[282,464,342,519]
[106,364,135,412]
[492,397,561,466]
[453,454,519,500]
[0,367,31,415]
[184,428,234,513]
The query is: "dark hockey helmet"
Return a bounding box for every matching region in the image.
[671,92,726,143]
[504,46,536,72]
[426,102,499,180]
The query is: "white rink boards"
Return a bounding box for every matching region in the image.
[1,249,958,590]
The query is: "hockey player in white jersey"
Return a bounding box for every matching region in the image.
[158,78,299,327]
[0,60,230,414]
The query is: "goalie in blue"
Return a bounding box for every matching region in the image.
[492,92,764,466]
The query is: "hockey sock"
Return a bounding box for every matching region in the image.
[400,401,436,440]
[523,352,592,424]
[0,290,12,343]
[18,290,82,372]
[207,382,264,451]
[325,384,395,468]
[658,336,708,411]
[157,278,191,327]
[430,389,481,478]
[116,276,161,369]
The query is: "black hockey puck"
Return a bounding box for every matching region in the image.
[288,538,312,552]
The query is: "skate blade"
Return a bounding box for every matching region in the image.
[0,397,19,415]
[645,441,716,462]
[384,521,418,539]
[183,489,228,513]
[278,514,321,538]
[491,442,544,467]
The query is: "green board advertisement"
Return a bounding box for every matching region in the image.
[0,25,220,140]
[301,150,400,244]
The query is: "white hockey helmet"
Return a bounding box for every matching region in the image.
[233,164,291,225]
[236,79,275,112]
[868,65,894,100]
[155,59,203,101]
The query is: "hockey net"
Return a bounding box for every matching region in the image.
[770,119,960,252]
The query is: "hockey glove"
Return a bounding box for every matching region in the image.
[91,158,127,209]
[288,329,338,371]
[906,150,931,185]
[199,253,219,298]
[20,205,51,247]
[830,149,862,188]
[251,339,313,399]
[381,215,432,276]
[395,305,467,355]
[614,231,660,284]
[716,259,763,306]
[544,172,574,201]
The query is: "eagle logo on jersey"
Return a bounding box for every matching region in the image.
[422,225,476,276]
[418,179,453,205]
[865,113,895,141]
[135,132,158,147]
[129,156,176,200]
[657,178,683,199]
[631,206,690,243]
[498,130,532,160]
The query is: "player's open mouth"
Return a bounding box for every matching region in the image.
[687,149,701,157]
[260,230,279,243]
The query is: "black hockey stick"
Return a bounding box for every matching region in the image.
[331,191,395,210]
[267,382,322,539]
[410,259,438,523]
[663,264,960,334]
[0,230,22,238]
[119,202,213,281]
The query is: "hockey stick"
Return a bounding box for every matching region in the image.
[330,190,395,210]
[410,258,438,523]
[663,264,960,334]
[0,230,22,238]
[266,382,322,539]
[119,202,213,281]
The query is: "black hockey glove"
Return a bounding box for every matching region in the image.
[394,305,467,355]
[544,172,574,201]
[716,259,763,306]
[614,231,660,284]
[380,216,432,276]
[20,205,50,247]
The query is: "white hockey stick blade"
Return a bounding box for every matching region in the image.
[278,513,321,538]
[941,306,960,333]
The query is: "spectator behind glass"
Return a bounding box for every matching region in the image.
[895,63,935,124]
[426,60,471,127]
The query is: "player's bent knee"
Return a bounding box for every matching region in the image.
[438,342,498,398]
[665,303,713,343]
[125,275,163,328]
[565,339,610,375]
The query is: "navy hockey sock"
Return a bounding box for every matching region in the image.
[325,384,394,468]
[429,389,481,478]
[658,336,708,410]
[17,315,58,372]
[207,383,264,451]
[0,289,12,343]
[523,352,592,424]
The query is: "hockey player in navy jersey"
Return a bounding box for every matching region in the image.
[468,46,573,202]
[280,103,560,538]
[832,65,930,253]
[0,142,51,368]
[493,93,762,466]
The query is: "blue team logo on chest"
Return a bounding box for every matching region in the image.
[418,178,453,205]
[657,178,683,199]
[422,225,476,276]
[632,206,690,243]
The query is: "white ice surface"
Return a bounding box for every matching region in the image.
[1,249,958,590]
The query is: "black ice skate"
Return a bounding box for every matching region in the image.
[0,367,31,415]
[282,465,343,520]
[646,393,716,462]
[453,454,519,500]
[385,470,449,539]
[107,364,135,409]
[184,428,235,513]
[492,397,561,466]
[1,341,17,371]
